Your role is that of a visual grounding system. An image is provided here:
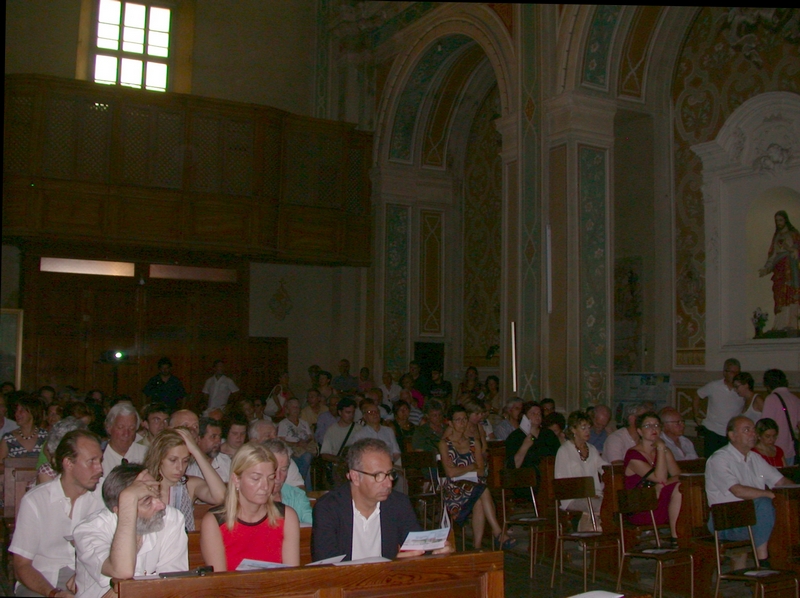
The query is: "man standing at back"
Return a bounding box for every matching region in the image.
[695,358,743,457]
[142,357,186,412]
[10,430,105,597]
[201,360,239,415]
[333,359,359,393]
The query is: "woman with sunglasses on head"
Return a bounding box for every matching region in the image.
[439,404,513,550]
[623,411,683,545]
[201,442,300,571]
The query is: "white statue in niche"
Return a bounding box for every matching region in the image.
[758,210,800,332]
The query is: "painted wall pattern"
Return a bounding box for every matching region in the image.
[672,7,800,366]
[582,5,622,90]
[315,0,330,119]
[617,5,663,100]
[384,204,410,373]
[579,146,608,407]
[389,35,473,162]
[614,256,643,372]
[420,210,443,335]
[519,5,543,398]
[463,85,502,367]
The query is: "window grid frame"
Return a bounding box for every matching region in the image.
[91,0,176,92]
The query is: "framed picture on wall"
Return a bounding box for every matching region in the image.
[0,309,23,390]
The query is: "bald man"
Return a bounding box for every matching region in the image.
[169,409,200,442]
[659,407,698,461]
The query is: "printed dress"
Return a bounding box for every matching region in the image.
[442,437,486,526]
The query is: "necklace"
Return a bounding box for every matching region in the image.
[575,442,589,461]
[16,428,37,441]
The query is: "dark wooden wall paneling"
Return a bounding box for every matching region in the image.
[3,74,372,267]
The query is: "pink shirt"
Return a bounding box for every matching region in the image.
[761,388,800,460]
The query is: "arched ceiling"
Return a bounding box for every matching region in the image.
[388,34,494,167]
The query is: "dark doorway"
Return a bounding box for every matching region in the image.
[414,342,444,378]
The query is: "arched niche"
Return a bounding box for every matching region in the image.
[693,91,800,371]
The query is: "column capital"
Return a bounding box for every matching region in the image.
[543,92,616,143]
[494,113,518,161]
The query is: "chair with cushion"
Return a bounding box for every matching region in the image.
[550,476,620,592]
[616,486,694,598]
[499,467,550,577]
[710,499,798,598]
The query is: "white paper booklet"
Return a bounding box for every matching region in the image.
[236,559,289,571]
[399,508,451,552]
[307,554,347,566]
[519,414,531,434]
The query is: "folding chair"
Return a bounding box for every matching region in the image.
[401,451,441,529]
[616,486,694,598]
[550,476,620,592]
[711,500,798,598]
[499,467,550,577]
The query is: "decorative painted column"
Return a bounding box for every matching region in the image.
[517,5,543,400]
[543,93,616,411]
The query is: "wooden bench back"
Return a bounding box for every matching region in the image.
[553,476,596,501]
[616,486,659,515]
[3,457,38,518]
[113,550,504,598]
[710,499,757,531]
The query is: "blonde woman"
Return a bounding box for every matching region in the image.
[144,428,226,531]
[201,442,300,570]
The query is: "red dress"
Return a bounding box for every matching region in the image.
[753,445,784,467]
[214,505,286,571]
[623,448,679,526]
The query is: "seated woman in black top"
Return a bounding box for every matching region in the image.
[505,401,561,470]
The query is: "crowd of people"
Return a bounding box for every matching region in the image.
[2,356,798,595]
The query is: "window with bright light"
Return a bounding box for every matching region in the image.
[93,0,172,92]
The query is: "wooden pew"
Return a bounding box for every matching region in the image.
[3,457,38,518]
[187,526,313,569]
[112,550,504,598]
[771,484,800,574]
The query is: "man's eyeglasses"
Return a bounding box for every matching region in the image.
[363,410,380,415]
[353,469,398,483]
[663,420,685,425]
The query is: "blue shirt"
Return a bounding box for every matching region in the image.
[589,428,608,454]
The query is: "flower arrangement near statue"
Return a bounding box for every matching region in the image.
[752,307,769,338]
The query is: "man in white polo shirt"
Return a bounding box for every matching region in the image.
[695,358,743,457]
[706,415,793,566]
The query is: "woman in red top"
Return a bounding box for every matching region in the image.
[753,418,785,467]
[201,442,300,571]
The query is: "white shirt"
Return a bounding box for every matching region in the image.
[661,433,699,461]
[9,476,105,591]
[186,452,231,483]
[102,442,148,478]
[351,500,382,561]
[379,383,402,403]
[697,379,743,436]
[351,425,401,464]
[74,506,188,598]
[554,440,608,509]
[603,427,637,463]
[286,459,304,488]
[202,374,239,412]
[277,418,313,443]
[705,442,785,506]
[0,417,19,437]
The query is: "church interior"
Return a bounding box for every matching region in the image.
[2,2,800,596]
[4,2,799,414]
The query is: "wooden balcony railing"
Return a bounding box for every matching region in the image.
[3,74,372,266]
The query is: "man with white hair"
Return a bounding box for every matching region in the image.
[168,409,200,442]
[588,405,613,454]
[248,419,305,489]
[102,403,147,477]
[659,407,699,460]
[263,439,313,524]
[73,463,188,598]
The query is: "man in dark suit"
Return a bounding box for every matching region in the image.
[312,438,451,561]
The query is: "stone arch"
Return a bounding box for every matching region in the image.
[373,4,515,166]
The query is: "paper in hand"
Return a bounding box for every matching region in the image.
[399,509,451,552]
